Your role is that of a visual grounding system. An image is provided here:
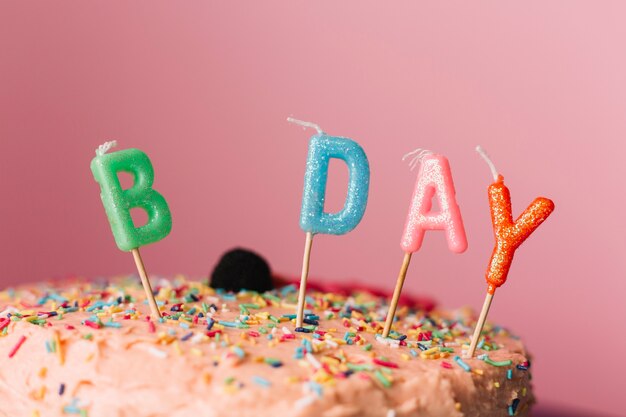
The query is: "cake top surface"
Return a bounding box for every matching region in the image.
[0,276,532,417]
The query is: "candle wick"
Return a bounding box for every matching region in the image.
[96,140,118,156]
[286,117,324,135]
[475,145,499,181]
[402,148,433,171]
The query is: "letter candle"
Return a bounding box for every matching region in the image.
[90,141,172,319]
[288,118,370,329]
[465,146,554,358]
[382,149,467,338]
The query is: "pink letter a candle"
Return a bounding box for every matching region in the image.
[382,150,467,338]
[401,153,467,253]
[91,141,172,319]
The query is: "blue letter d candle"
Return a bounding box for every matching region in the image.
[300,134,370,235]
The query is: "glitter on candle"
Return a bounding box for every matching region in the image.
[485,176,555,293]
[299,131,370,235]
[400,153,467,253]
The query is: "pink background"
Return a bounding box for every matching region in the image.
[0,2,623,416]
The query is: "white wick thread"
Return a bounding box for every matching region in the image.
[475,145,499,181]
[96,140,117,156]
[402,148,433,171]
[286,117,324,135]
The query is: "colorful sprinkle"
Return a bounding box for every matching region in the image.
[252,375,272,388]
[147,347,167,359]
[454,356,471,372]
[374,370,392,388]
[8,335,26,358]
[373,358,399,368]
[0,275,530,409]
[232,346,246,359]
[484,357,512,367]
[508,398,521,415]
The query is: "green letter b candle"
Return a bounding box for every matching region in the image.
[91,144,172,251]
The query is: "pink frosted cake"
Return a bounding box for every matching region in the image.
[0,276,533,417]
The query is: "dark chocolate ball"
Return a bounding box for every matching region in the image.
[210,248,273,293]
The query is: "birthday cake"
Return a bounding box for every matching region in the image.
[0,275,533,417]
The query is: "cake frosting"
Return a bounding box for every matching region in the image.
[0,276,533,417]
